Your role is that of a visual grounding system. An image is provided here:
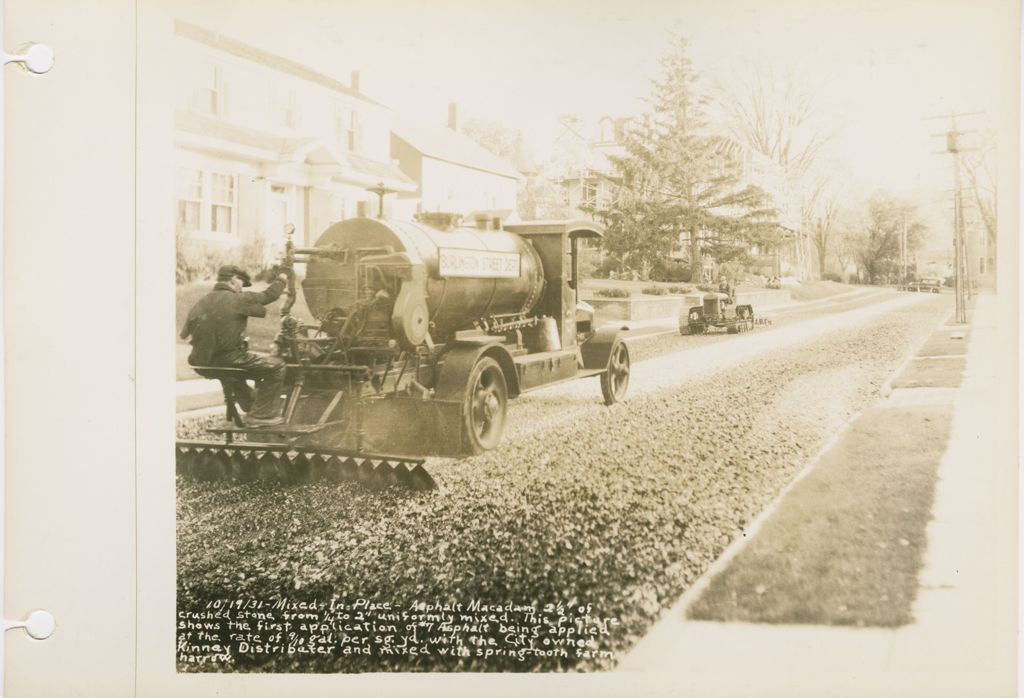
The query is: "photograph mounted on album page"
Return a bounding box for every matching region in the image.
[5,0,1020,696]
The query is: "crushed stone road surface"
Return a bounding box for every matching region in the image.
[177,293,950,672]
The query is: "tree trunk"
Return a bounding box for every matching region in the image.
[689,223,702,283]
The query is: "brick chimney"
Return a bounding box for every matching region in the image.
[351,70,361,93]
[447,102,458,131]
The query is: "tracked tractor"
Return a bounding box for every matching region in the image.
[176,217,631,490]
[680,292,756,335]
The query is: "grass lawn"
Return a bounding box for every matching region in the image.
[176,279,315,380]
[687,404,953,627]
[917,331,970,357]
[890,357,966,389]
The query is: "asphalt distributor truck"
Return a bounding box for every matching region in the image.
[176,216,631,490]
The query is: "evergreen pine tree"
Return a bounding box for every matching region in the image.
[588,36,778,281]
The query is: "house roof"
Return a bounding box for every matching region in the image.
[392,117,523,180]
[175,110,415,191]
[175,20,381,107]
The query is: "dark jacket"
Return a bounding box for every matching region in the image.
[180,279,285,366]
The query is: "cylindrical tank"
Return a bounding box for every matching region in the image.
[302,218,546,339]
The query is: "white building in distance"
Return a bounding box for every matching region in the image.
[391,106,522,219]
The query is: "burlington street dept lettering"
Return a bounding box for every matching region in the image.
[176,598,619,668]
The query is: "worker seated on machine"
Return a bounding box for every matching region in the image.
[180,264,289,427]
[718,276,736,305]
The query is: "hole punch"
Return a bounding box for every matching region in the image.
[5,43,54,74]
[24,610,55,639]
[5,609,55,640]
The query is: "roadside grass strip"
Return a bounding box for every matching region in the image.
[890,357,966,389]
[686,404,953,627]
[916,331,969,357]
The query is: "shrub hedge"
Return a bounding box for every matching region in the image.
[595,288,631,298]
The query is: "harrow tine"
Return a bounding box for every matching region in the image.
[176,447,195,477]
[321,456,342,482]
[306,454,328,482]
[379,461,401,488]
[256,451,284,482]
[212,449,233,480]
[357,459,380,488]
[281,453,300,485]
[393,462,414,488]
[339,458,359,482]
[231,450,255,482]
[289,453,312,483]
[193,450,219,482]
[407,464,438,491]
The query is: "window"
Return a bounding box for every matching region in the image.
[349,111,362,153]
[210,173,235,234]
[176,168,202,234]
[334,104,350,150]
[195,65,226,117]
[276,89,298,129]
[174,169,240,235]
[334,104,362,152]
[581,181,598,206]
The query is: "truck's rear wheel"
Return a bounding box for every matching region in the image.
[600,340,630,405]
[464,356,508,453]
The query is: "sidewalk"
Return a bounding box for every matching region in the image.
[616,294,1015,697]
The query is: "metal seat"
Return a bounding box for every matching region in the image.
[191,366,250,427]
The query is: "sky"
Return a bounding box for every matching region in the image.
[171,0,1018,245]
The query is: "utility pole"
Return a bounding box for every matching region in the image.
[925,111,981,324]
[900,214,908,284]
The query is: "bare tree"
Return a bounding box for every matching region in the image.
[801,178,843,277]
[960,130,997,283]
[715,64,832,180]
[715,65,835,280]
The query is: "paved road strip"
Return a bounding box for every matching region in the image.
[529,292,933,405]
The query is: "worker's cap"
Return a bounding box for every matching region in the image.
[217,264,252,287]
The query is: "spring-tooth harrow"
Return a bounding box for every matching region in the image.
[175,440,437,490]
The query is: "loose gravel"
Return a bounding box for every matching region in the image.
[177,297,950,673]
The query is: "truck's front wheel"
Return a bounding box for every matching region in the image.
[464,356,508,453]
[600,340,630,405]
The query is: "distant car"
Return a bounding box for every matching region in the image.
[906,278,943,293]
